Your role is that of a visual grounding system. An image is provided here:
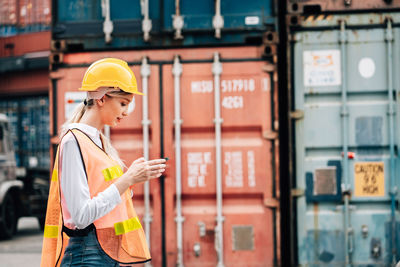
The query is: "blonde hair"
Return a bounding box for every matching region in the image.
[60,91,132,168]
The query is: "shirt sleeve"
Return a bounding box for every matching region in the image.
[60,135,122,229]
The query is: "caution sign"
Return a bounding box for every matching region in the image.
[354,162,385,197]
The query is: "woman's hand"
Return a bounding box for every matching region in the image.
[126,157,166,184]
[114,157,166,195]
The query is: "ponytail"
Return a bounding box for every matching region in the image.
[60,102,86,138]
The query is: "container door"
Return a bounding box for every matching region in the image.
[293,13,400,266]
[163,56,278,267]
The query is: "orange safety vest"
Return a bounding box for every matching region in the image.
[40,128,151,267]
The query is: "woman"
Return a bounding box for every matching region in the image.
[41,58,166,267]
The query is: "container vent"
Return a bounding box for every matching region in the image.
[313,167,337,196]
[232,225,254,251]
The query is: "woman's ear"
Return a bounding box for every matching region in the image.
[96,96,106,107]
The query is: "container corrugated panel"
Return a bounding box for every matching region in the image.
[18,0,51,33]
[0,31,50,57]
[0,0,17,24]
[0,0,50,36]
[52,0,276,50]
[291,12,400,266]
[288,0,400,14]
[0,0,17,37]
[0,96,50,170]
[50,46,279,266]
[0,69,49,94]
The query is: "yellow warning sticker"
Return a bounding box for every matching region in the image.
[354,162,385,197]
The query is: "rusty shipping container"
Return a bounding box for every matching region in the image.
[0,31,50,57]
[0,0,17,25]
[287,0,400,14]
[0,0,51,36]
[0,0,18,36]
[18,0,51,32]
[49,46,280,267]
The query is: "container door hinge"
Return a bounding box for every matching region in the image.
[263,130,278,140]
[264,197,279,208]
[291,188,305,197]
[290,110,304,120]
[262,63,276,73]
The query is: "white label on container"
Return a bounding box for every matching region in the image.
[191,80,213,93]
[303,50,341,86]
[187,152,211,188]
[247,150,256,187]
[190,79,256,94]
[222,96,243,109]
[358,57,375,79]
[65,92,86,120]
[221,79,255,93]
[225,151,243,187]
[245,16,260,25]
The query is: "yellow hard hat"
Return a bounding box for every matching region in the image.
[79,58,143,95]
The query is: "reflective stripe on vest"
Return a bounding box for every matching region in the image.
[51,169,58,182]
[44,225,59,238]
[114,216,142,235]
[102,165,123,181]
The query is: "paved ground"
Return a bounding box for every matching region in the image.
[0,217,43,266]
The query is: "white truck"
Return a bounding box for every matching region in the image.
[0,114,48,239]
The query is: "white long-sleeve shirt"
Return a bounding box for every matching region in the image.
[59,123,122,229]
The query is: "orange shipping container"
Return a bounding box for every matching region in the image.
[18,0,51,26]
[0,0,17,25]
[50,46,279,267]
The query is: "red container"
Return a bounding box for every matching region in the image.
[0,69,49,96]
[0,31,50,57]
[288,0,400,14]
[18,0,51,26]
[50,46,279,267]
[0,0,17,25]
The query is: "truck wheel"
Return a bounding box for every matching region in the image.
[0,193,17,240]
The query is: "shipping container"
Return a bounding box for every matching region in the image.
[0,0,18,36]
[0,65,50,176]
[0,96,50,171]
[49,46,279,266]
[287,0,400,14]
[289,12,400,266]
[0,34,51,237]
[51,0,277,51]
[0,31,50,57]
[0,0,51,37]
[18,0,51,33]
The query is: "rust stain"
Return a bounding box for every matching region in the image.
[313,203,319,260]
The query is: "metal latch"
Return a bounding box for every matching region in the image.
[291,188,305,197]
[290,110,304,120]
[263,130,278,140]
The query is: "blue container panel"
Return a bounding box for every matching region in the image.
[298,210,398,265]
[57,0,101,22]
[0,97,50,170]
[163,0,275,30]
[293,13,400,266]
[0,25,18,37]
[53,0,276,49]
